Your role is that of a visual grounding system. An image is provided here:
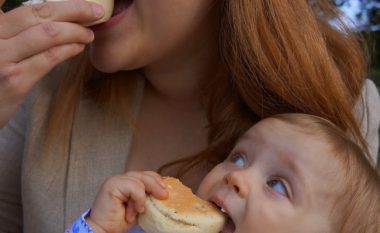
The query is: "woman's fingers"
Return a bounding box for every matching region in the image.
[0,0,100,126]
[0,43,85,118]
[0,0,103,38]
[2,21,93,63]
[18,42,86,84]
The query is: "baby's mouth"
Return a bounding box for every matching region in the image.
[220,215,236,233]
[111,0,134,17]
[211,200,236,233]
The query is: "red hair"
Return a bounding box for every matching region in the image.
[45,0,369,176]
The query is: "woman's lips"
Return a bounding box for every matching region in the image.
[89,0,133,31]
[111,0,134,17]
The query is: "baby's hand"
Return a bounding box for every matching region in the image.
[86,171,168,233]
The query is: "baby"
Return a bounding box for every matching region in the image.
[66,113,380,233]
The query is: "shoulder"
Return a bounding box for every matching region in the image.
[355,79,380,163]
[360,79,380,125]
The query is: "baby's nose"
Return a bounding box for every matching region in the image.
[223,171,248,197]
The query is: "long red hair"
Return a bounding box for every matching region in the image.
[45,0,369,175]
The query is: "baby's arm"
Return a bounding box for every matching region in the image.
[66,171,168,233]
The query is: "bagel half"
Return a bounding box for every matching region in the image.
[138,177,226,233]
[23,0,113,26]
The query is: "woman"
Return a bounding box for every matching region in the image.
[0,0,379,232]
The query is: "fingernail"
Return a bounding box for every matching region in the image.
[91,3,104,18]
[159,180,166,188]
[159,189,168,198]
[87,29,94,39]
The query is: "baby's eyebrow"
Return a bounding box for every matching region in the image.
[274,152,305,198]
[278,153,299,176]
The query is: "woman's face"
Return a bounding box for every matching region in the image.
[89,0,220,73]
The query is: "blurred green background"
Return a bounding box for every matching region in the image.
[2,0,380,163]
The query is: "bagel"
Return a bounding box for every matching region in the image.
[138,177,226,233]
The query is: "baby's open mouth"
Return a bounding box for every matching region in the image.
[111,0,134,17]
[220,216,236,233]
[211,201,236,233]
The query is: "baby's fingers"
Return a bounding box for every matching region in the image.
[125,201,138,223]
[127,171,168,199]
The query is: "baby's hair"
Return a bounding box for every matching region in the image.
[272,113,380,233]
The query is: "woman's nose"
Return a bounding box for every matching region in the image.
[223,170,248,197]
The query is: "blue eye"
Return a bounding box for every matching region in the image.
[229,153,246,167]
[268,179,289,197]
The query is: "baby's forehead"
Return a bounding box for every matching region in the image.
[246,117,330,142]
[244,117,318,140]
[239,117,342,166]
[242,117,347,196]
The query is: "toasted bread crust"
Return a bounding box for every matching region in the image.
[138,177,226,233]
[155,177,221,215]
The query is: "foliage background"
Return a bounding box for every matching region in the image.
[335,0,380,87]
[334,0,380,164]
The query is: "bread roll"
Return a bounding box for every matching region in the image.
[138,177,226,233]
[23,0,113,26]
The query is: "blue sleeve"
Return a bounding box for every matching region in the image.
[64,209,147,233]
[128,225,146,233]
[65,209,94,233]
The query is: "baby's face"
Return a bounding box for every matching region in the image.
[197,118,344,233]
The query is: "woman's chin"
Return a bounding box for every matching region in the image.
[89,58,118,74]
[88,54,141,74]
[89,40,149,73]
[88,47,120,73]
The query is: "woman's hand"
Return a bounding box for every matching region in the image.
[0,0,104,127]
[87,171,168,233]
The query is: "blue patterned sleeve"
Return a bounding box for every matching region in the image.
[64,209,147,233]
[64,209,94,233]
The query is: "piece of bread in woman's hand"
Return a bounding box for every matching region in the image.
[23,0,113,26]
[138,177,226,233]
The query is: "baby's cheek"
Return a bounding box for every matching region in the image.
[196,166,225,198]
[195,179,209,198]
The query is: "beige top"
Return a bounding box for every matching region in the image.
[0,73,379,232]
